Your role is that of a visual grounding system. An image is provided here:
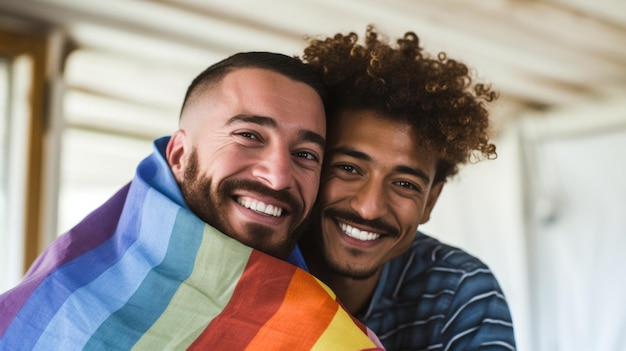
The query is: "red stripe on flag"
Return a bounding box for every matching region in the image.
[188,250,296,350]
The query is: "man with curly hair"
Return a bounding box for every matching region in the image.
[297,27,517,350]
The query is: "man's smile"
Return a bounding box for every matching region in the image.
[237,196,284,217]
[338,221,381,241]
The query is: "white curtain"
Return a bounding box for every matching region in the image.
[524,116,626,351]
[423,98,626,351]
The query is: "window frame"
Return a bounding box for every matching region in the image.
[0,28,48,274]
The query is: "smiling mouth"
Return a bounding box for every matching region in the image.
[338,222,381,241]
[237,197,284,217]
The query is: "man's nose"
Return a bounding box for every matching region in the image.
[350,178,388,220]
[252,145,294,190]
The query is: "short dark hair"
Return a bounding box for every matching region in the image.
[181,51,328,115]
[303,26,497,182]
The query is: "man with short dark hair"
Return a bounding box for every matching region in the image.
[0,52,384,350]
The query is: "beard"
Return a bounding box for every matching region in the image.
[324,250,380,280]
[322,245,380,280]
[317,206,399,280]
[179,148,305,259]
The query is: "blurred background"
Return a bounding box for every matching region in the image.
[1,1,625,350]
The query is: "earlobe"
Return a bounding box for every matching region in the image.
[420,181,445,224]
[166,130,188,182]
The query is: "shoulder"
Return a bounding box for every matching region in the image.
[370,231,509,319]
[379,232,508,316]
[386,232,495,286]
[370,232,516,350]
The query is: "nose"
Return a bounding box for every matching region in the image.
[252,144,294,190]
[350,178,389,220]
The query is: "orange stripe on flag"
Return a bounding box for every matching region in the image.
[244,269,340,350]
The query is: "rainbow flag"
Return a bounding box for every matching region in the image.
[0,139,384,350]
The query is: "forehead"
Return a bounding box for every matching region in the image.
[328,109,438,171]
[219,68,322,115]
[183,67,326,137]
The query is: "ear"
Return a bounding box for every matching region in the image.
[166,129,188,182]
[419,180,445,224]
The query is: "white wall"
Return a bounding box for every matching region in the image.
[521,99,626,351]
[423,97,626,351]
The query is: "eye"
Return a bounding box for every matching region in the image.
[395,180,421,192]
[336,164,358,174]
[233,131,264,146]
[295,151,319,162]
[237,132,258,140]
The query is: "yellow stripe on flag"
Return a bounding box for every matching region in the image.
[311,302,378,351]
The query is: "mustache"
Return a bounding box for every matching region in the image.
[322,207,399,237]
[220,178,301,215]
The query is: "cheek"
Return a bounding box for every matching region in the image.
[317,179,347,206]
[397,205,422,235]
[300,174,321,207]
[203,149,254,179]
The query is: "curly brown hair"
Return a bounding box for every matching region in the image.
[302,26,497,182]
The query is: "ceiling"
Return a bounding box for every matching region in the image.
[1,0,626,123]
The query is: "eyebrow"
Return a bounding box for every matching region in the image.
[226,114,326,150]
[227,114,277,127]
[300,130,326,150]
[331,146,431,184]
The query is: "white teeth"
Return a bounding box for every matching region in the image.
[339,223,381,241]
[238,198,283,217]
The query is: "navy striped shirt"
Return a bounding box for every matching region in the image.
[357,232,516,351]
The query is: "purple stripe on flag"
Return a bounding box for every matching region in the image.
[0,184,130,337]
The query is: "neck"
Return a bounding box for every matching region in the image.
[300,235,380,315]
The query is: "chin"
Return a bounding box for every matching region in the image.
[241,224,295,259]
[326,256,379,280]
[337,266,379,280]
